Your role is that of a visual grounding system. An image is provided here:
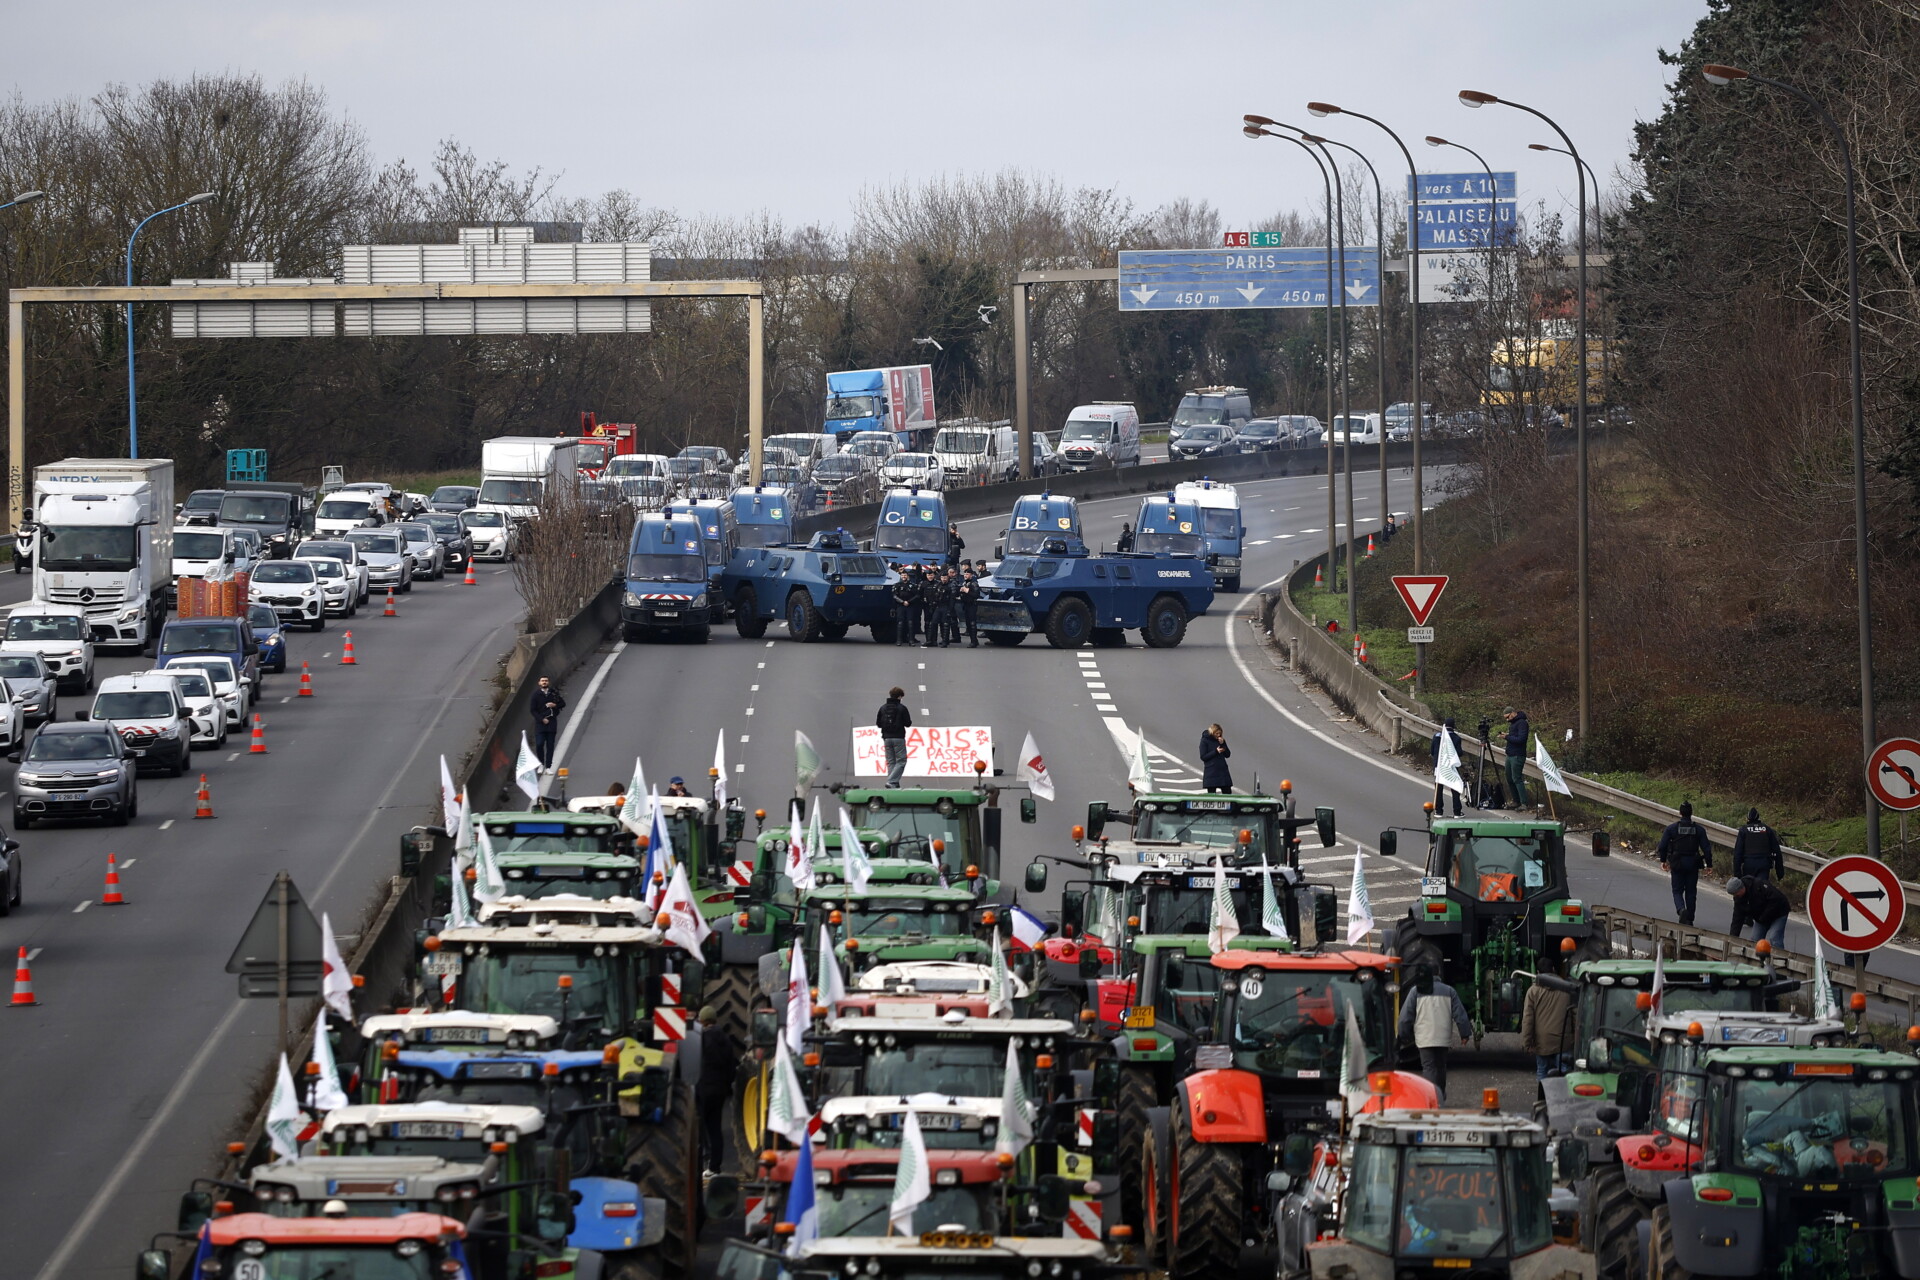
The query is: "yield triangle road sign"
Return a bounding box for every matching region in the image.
[1391,575,1449,627]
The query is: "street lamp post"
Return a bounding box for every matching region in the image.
[0,192,46,214]
[1701,63,1877,858]
[1427,135,1518,459]
[125,193,213,460]
[2,192,46,530]
[1529,142,1608,402]
[1244,122,1341,592]
[1459,89,1591,742]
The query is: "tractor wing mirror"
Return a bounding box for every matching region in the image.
[1060,890,1085,934]
[1377,829,1397,857]
[751,1008,780,1049]
[678,959,706,1009]
[400,829,434,877]
[535,1191,575,1242]
[138,1252,173,1280]
[1085,802,1108,841]
[1034,1175,1072,1223]
[1078,949,1102,979]
[1592,830,1611,858]
[1314,806,1335,848]
[177,1190,215,1233]
[1024,860,1048,893]
[1554,1137,1590,1184]
[1020,796,1036,824]
[704,1174,741,1219]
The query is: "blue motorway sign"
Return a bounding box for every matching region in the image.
[1412,200,1517,251]
[1409,171,1517,202]
[1116,248,1379,311]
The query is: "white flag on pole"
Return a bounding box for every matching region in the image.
[1018,732,1055,802]
[785,802,817,893]
[449,859,476,927]
[1534,737,1573,797]
[473,821,507,903]
[1434,725,1466,798]
[1128,727,1155,794]
[311,1013,349,1114]
[659,862,711,958]
[796,730,823,792]
[1340,1004,1371,1115]
[1813,941,1840,1020]
[1209,861,1241,954]
[438,755,461,834]
[987,927,1013,1016]
[713,729,730,809]
[840,807,873,894]
[817,924,847,1008]
[765,1036,814,1146]
[995,1037,1035,1158]
[320,912,354,1022]
[619,757,649,835]
[1650,946,1666,1017]
[514,732,542,803]
[1260,859,1292,941]
[1346,848,1375,945]
[806,800,825,869]
[453,788,473,863]
[889,1109,931,1235]
[266,1053,305,1160]
[785,935,812,1054]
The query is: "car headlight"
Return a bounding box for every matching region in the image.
[691,593,708,609]
[95,769,119,781]
[624,590,643,607]
[118,606,143,621]
[264,635,283,646]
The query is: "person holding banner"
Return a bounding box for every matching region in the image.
[877,686,912,788]
[1431,717,1465,817]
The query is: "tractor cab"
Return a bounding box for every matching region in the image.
[356,1011,562,1099]
[723,1147,1009,1254]
[1085,787,1335,870]
[844,785,1027,889]
[143,1213,474,1280]
[559,793,745,916]
[805,883,999,973]
[1206,950,1398,1089]
[811,1015,1085,1120]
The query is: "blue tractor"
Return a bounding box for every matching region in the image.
[720,529,901,643]
[994,490,1086,557]
[623,511,720,642]
[731,485,795,549]
[870,486,952,568]
[976,540,1213,649]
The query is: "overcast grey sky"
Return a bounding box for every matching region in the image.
[14,1,1708,235]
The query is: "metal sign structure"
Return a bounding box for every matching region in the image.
[1117,248,1379,312]
[1807,855,1907,954]
[1222,232,1285,248]
[1391,574,1450,626]
[1407,171,1519,252]
[1867,737,1920,812]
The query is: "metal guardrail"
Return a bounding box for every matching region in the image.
[1589,902,1920,1026]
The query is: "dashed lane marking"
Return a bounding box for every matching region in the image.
[158,819,174,830]
[120,858,135,868]
[226,752,239,762]
[744,707,754,716]
[739,735,749,744]
[24,948,39,962]
[1086,682,1106,689]
[757,662,766,669]
[73,900,90,913]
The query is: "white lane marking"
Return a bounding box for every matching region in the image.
[1285,506,1300,511]
[548,640,628,779]
[918,684,926,692]
[736,763,745,773]
[226,752,239,762]
[1078,651,1095,657]
[279,696,291,703]
[751,684,760,692]
[765,641,774,648]
[158,819,174,830]
[120,858,135,868]
[757,662,766,669]
[917,662,925,670]
[920,708,930,716]
[739,735,750,744]
[1086,682,1107,689]
[25,947,40,962]
[73,900,90,913]
[1224,580,1427,787]
[744,707,755,716]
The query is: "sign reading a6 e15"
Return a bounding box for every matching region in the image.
[1223,231,1285,248]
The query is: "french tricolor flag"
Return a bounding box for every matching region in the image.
[1007,905,1049,952]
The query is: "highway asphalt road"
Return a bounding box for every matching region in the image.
[3,563,526,1280]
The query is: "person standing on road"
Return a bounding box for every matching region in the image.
[958,566,979,647]
[1397,964,1471,1100]
[693,1006,738,1175]
[878,687,912,788]
[531,676,565,770]
[1502,708,1532,809]
[944,568,964,645]
[1200,723,1233,794]
[1731,809,1785,886]
[1520,962,1575,1079]
[892,570,916,646]
[925,570,952,648]
[947,522,965,567]
[1657,801,1714,926]
[1727,876,1791,950]
[1431,716,1465,817]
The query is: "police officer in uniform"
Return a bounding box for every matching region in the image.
[958,564,979,646]
[1657,801,1714,925]
[947,522,965,567]
[1730,808,1785,886]
[924,568,952,647]
[891,567,917,645]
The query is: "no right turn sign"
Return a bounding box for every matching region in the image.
[1808,855,1908,954]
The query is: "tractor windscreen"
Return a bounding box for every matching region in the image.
[811,1183,999,1233]
[1727,1075,1912,1179]
[860,807,970,870]
[499,864,637,901]
[483,827,615,854]
[1138,883,1261,937]
[1138,807,1272,856]
[834,901,970,938]
[1229,970,1391,1078]
[457,950,625,1032]
[1586,985,1762,1069]
[211,1244,437,1278]
[1379,1146,1552,1259]
[1148,951,1233,1036]
[863,1041,1004,1099]
[1442,830,1558,902]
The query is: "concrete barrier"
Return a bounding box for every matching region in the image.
[1264,550,1435,746]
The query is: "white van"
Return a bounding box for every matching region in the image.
[312,492,384,537]
[604,454,670,480]
[1056,403,1142,471]
[934,420,1018,485]
[171,525,239,582]
[1329,413,1383,447]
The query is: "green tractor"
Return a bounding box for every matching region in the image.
[1082,784,1334,870]
[1640,1045,1920,1279]
[1380,816,1608,1044]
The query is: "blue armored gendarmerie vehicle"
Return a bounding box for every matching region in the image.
[975,518,1213,649]
[720,529,900,643]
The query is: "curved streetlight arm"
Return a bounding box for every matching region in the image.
[0,191,46,213]
[125,193,214,458]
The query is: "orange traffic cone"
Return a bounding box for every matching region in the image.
[10,946,36,1006]
[297,662,313,698]
[1365,534,1376,559]
[194,774,215,819]
[1314,563,1324,587]
[101,853,126,905]
[463,562,477,586]
[1358,636,1369,664]
[249,714,267,754]
[341,631,357,665]
[383,590,397,618]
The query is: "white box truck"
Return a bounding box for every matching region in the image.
[30,458,176,650]
[477,437,587,522]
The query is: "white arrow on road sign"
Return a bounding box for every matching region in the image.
[1236,284,1265,303]
[1129,287,1158,306]
[1346,282,1375,301]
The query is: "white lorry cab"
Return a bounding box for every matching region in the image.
[1056,402,1142,471]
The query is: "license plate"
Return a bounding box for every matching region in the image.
[422,953,463,976]
[393,1121,465,1140]
[905,1113,962,1131]
[1186,800,1231,811]
[423,1025,487,1043]
[1124,1006,1157,1029]
[1421,877,1448,897]
[51,791,86,801]
[1187,875,1241,889]
[1413,1129,1487,1145]
[128,748,146,757]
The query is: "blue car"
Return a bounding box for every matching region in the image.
[246,603,289,674]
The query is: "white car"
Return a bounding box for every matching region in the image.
[0,651,57,726]
[247,560,326,631]
[313,493,384,537]
[159,655,250,730]
[462,509,516,561]
[305,556,359,617]
[137,666,226,747]
[604,454,670,480]
[295,540,371,605]
[2,604,95,692]
[880,453,943,490]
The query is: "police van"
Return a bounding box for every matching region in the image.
[623,512,717,641]
[871,487,951,568]
[731,485,795,549]
[995,491,1085,558]
[1173,478,1244,591]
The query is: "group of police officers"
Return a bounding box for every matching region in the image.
[891,560,985,647]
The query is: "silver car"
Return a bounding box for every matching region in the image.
[295,540,372,605]
[343,529,414,594]
[0,651,58,725]
[395,522,447,580]
[11,720,136,828]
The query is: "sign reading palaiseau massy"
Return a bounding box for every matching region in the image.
[852,726,996,778]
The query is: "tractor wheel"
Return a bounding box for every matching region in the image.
[625,1078,698,1280]
[733,589,768,638]
[1585,1164,1644,1280]
[1139,1109,1171,1267]
[984,631,1024,646]
[1116,1067,1158,1228]
[705,963,754,1048]
[1142,595,1188,648]
[786,591,821,642]
[731,1055,770,1180]
[1649,1206,1692,1280]
[1170,1095,1243,1279]
[1044,596,1094,649]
